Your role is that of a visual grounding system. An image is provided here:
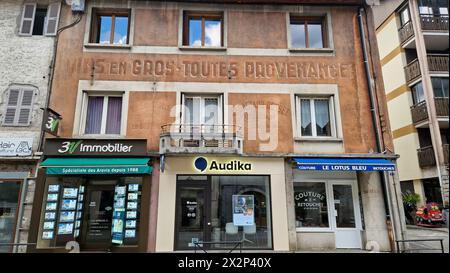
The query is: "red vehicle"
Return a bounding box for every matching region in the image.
[415,202,444,227]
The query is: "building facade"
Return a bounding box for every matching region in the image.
[373,0,449,223]
[25,0,405,252]
[0,0,61,252]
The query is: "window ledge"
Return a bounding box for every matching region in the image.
[296,228,334,233]
[294,137,343,143]
[289,48,334,54]
[84,43,132,50]
[178,46,227,51]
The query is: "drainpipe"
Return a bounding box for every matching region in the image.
[37,5,83,152]
[357,6,400,252]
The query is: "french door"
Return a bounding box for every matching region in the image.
[182,94,222,133]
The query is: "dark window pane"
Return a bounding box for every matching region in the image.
[314,99,331,136]
[290,22,306,48]
[113,16,128,45]
[308,23,324,48]
[32,8,47,35]
[294,183,329,228]
[432,77,449,98]
[85,96,104,134]
[412,82,425,104]
[189,18,202,46]
[333,185,356,228]
[300,99,312,136]
[0,182,21,253]
[99,16,112,44]
[105,97,122,134]
[204,19,221,46]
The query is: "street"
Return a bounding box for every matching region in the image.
[402,225,449,253]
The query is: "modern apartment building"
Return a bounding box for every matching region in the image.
[373,0,448,217]
[24,0,406,252]
[0,0,62,252]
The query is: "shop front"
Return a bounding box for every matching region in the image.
[155,156,290,252]
[286,157,397,251]
[28,139,154,252]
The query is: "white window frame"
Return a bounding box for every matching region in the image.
[181,94,223,126]
[2,86,36,127]
[295,96,337,138]
[293,181,333,232]
[80,92,125,136]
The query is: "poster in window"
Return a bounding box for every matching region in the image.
[128,184,139,192]
[63,188,78,198]
[126,210,137,219]
[232,195,255,226]
[111,209,125,244]
[79,185,85,193]
[74,229,80,238]
[45,212,56,220]
[127,201,137,210]
[75,220,81,228]
[125,220,136,228]
[42,231,54,239]
[46,202,57,211]
[57,223,74,235]
[125,229,136,238]
[184,199,197,219]
[61,199,77,210]
[127,193,138,201]
[48,185,60,192]
[78,194,84,202]
[47,193,58,201]
[76,211,82,219]
[59,211,75,222]
[43,221,55,230]
[115,186,126,196]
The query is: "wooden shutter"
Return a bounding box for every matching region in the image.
[44,2,61,36]
[3,89,20,125]
[2,88,34,126]
[17,90,34,125]
[19,3,36,36]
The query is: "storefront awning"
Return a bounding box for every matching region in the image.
[41,158,152,175]
[293,158,395,172]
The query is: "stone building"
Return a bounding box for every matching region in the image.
[0,0,61,252]
[26,0,406,252]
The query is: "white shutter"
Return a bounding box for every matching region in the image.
[44,2,61,36]
[19,3,37,36]
[3,89,20,125]
[17,90,34,125]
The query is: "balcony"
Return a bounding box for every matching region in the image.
[411,97,449,126]
[159,124,243,154]
[399,15,449,50]
[404,54,449,84]
[417,146,436,168]
[444,144,449,165]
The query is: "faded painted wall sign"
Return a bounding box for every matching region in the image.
[68,57,355,81]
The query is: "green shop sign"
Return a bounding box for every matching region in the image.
[46,166,152,175]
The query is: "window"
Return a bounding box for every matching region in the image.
[296,97,335,137]
[294,182,329,228]
[290,16,327,49]
[19,2,60,36]
[419,0,449,16]
[83,95,123,135]
[90,9,130,45]
[399,6,411,26]
[182,94,222,132]
[2,87,35,126]
[182,11,224,47]
[432,77,449,98]
[0,181,22,253]
[411,82,425,104]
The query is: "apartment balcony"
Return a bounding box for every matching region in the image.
[411,97,449,126]
[417,146,436,168]
[404,54,449,85]
[400,15,449,50]
[159,124,243,154]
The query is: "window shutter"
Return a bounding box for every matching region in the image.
[19,3,37,36]
[44,2,61,36]
[17,90,34,125]
[3,89,20,125]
